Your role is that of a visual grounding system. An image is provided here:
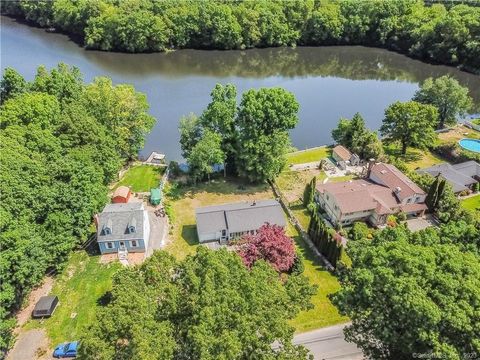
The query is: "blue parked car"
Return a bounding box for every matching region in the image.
[53,341,78,358]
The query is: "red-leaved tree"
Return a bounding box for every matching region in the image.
[238,223,295,272]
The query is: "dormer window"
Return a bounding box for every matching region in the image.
[101,219,113,235]
[126,217,137,234]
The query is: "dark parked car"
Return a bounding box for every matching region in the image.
[32,295,58,318]
[53,341,78,358]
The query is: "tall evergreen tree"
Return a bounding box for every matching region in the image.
[425,175,440,211]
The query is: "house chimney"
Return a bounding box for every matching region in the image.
[93,214,99,228]
[366,159,375,178]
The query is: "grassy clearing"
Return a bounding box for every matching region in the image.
[287,224,348,332]
[287,147,332,165]
[383,144,444,171]
[461,194,480,211]
[24,251,121,345]
[115,164,164,192]
[164,177,273,260]
[276,169,327,203]
[438,125,480,142]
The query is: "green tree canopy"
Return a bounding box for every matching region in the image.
[236,87,299,182]
[78,249,315,360]
[0,67,28,104]
[0,63,155,352]
[333,226,480,359]
[413,75,473,129]
[331,112,383,160]
[3,1,480,72]
[380,101,438,155]
[187,130,225,182]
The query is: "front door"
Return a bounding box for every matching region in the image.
[119,241,126,250]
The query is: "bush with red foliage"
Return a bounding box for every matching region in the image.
[238,223,295,272]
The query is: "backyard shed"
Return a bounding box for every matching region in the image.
[32,295,58,318]
[150,188,161,205]
[112,186,131,203]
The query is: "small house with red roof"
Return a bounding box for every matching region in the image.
[112,186,131,204]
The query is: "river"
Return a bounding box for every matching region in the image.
[1,16,479,160]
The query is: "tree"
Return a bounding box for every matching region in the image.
[238,224,296,273]
[413,75,473,129]
[0,68,27,104]
[78,249,315,359]
[331,113,383,160]
[380,101,438,155]
[187,130,225,182]
[332,226,480,359]
[179,113,201,159]
[236,88,299,182]
[199,83,237,174]
[425,175,441,211]
[303,176,316,208]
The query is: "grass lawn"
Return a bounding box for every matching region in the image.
[438,124,480,142]
[164,177,273,259]
[461,194,480,211]
[287,224,348,332]
[24,251,121,345]
[383,144,444,171]
[115,164,164,192]
[287,147,332,165]
[276,169,327,204]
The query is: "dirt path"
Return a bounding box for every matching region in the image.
[14,276,54,333]
[5,277,55,360]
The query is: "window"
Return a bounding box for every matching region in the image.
[106,242,114,249]
[103,227,111,235]
[406,198,411,204]
[131,240,137,247]
[128,225,136,234]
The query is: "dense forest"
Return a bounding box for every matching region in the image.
[0,64,155,351]
[1,0,479,73]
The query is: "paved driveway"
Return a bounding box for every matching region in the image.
[146,206,167,257]
[7,329,52,360]
[405,216,437,232]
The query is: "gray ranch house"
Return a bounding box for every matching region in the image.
[417,161,480,194]
[96,202,150,254]
[195,199,286,244]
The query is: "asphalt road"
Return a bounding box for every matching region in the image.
[293,323,363,360]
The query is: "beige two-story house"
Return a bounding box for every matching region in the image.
[316,163,427,226]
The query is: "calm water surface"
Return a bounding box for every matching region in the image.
[2,16,479,160]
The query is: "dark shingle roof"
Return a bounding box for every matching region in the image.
[97,202,145,242]
[195,200,286,235]
[418,161,479,193]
